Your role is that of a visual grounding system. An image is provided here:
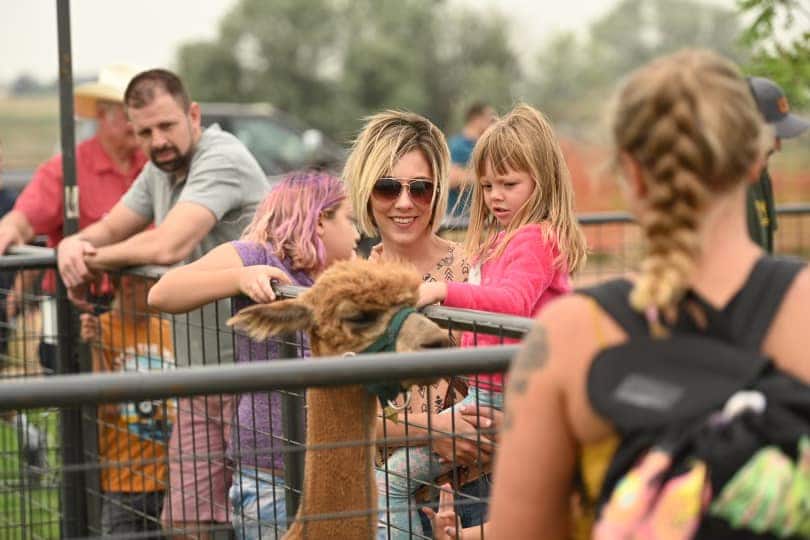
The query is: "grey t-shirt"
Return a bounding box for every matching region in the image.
[123,124,270,366]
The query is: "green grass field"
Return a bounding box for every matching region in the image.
[0,411,61,539]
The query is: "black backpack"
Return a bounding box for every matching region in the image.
[579,256,810,539]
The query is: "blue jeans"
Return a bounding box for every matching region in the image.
[376,387,503,539]
[229,467,287,540]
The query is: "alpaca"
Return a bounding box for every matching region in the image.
[228,258,450,540]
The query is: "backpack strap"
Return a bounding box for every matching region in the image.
[726,256,805,351]
[578,279,648,337]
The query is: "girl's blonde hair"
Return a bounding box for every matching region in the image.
[613,49,767,316]
[466,104,587,274]
[342,110,450,238]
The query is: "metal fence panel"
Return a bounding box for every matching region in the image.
[0,205,808,538]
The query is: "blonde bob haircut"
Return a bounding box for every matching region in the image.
[467,104,587,275]
[343,110,450,238]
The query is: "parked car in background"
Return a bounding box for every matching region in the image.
[200,102,345,176]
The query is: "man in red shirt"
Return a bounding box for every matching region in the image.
[0,64,146,372]
[0,64,146,254]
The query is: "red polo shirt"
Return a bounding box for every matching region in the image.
[14,135,147,291]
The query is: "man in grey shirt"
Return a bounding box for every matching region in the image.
[57,68,269,537]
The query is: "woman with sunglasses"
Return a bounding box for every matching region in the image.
[343,110,497,538]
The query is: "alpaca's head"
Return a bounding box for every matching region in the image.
[228,259,450,357]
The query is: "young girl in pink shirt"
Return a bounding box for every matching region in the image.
[378,104,587,539]
[420,103,587,389]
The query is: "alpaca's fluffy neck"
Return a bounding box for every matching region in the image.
[284,385,378,540]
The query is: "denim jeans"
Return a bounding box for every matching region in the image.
[229,467,288,540]
[376,387,502,539]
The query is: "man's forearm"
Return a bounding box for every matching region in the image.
[89,229,186,270]
[75,218,124,248]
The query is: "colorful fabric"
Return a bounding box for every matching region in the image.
[95,311,174,493]
[593,449,711,540]
[710,437,810,537]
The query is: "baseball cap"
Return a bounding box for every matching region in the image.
[74,64,142,119]
[748,76,810,139]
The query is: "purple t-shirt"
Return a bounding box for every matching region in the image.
[230,241,313,472]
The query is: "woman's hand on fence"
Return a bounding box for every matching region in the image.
[459,405,502,442]
[432,411,495,466]
[79,313,100,342]
[422,483,461,539]
[239,265,292,304]
[418,282,448,308]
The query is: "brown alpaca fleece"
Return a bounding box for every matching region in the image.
[284,386,378,539]
[228,258,449,540]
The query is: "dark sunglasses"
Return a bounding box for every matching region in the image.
[372,177,436,205]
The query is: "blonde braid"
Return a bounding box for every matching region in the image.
[613,50,766,329]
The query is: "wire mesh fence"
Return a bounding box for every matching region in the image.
[0,206,807,539]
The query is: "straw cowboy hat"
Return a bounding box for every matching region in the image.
[74,63,142,118]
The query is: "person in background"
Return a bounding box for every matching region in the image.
[343,110,501,538]
[746,76,809,252]
[80,275,174,538]
[413,104,587,540]
[56,68,270,539]
[148,170,358,539]
[446,103,497,219]
[0,139,48,488]
[0,64,146,373]
[488,49,810,539]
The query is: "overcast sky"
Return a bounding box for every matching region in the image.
[0,0,739,84]
[0,0,619,84]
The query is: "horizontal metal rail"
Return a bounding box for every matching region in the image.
[0,345,518,410]
[0,244,58,268]
[0,249,537,337]
[440,203,810,230]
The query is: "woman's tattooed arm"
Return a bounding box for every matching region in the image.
[503,323,548,431]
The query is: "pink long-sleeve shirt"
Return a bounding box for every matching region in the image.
[444,224,572,391]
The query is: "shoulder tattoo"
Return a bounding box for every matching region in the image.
[507,323,548,397]
[504,324,548,429]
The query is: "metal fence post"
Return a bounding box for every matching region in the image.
[56,280,88,537]
[280,334,305,521]
[56,0,89,536]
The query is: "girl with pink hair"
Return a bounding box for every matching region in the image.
[149,170,359,539]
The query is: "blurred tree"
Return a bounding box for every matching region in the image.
[525,0,744,135]
[10,74,46,96]
[175,0,519,142]
[177,41,242,102]
[738,0,810,107]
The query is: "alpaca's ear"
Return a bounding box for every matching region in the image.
[227,300,314,342]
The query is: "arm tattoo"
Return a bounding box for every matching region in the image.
[504,324,548,430]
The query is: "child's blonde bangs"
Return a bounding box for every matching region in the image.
[472,124,532,181]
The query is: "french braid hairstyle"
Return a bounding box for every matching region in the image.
[613,49,767,329]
